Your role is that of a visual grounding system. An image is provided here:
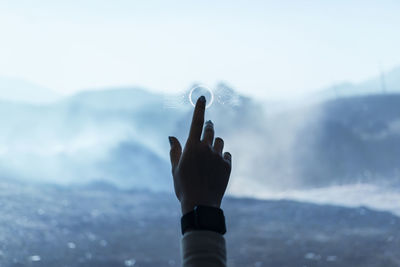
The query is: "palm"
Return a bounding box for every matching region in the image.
[169,96,232,214]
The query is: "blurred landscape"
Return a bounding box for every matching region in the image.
[0,67,399,266]
[0,179,399,267]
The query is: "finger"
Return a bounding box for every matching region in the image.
[213,137,224,155]
[202,120,214,146]
[223,152,232,166]
[188,96,206,143]
[169,136,182,173]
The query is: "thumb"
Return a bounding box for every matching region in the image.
[168,136,182,173]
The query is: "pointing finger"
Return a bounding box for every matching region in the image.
[188,96,206,143]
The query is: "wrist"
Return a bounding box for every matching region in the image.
[181,205,227,235]
[181,202,196,215]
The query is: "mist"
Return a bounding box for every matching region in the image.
[1,72,399,217]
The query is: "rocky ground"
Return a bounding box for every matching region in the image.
[0,180,399,267]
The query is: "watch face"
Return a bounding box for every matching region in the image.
[195,206,226,233]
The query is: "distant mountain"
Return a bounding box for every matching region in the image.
[0,80,399,192]
[314,66,400,100]
[234,93,400,190]
[0,87,177,190]
[0,76,60,104]
[293,94,400,187]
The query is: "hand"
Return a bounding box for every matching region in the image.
[168,96,232,215]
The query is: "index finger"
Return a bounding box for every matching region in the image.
[188,96,206,143]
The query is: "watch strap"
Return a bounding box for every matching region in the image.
[181,205,226,235]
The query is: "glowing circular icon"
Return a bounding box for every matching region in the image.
[189,85,214,109]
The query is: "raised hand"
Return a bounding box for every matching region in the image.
[168,96,232,215]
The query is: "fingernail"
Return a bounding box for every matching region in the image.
[205,120,213,128]
[168,136,174,145]
[199,96,206,103]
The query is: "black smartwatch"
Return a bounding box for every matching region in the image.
[181,205,226,235]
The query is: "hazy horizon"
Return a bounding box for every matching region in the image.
[1,0,400,101]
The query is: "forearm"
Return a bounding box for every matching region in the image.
[181,230,227,267]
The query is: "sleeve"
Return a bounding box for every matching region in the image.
[181,230,227,267]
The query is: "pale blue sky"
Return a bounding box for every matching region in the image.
[0,0,399,100]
